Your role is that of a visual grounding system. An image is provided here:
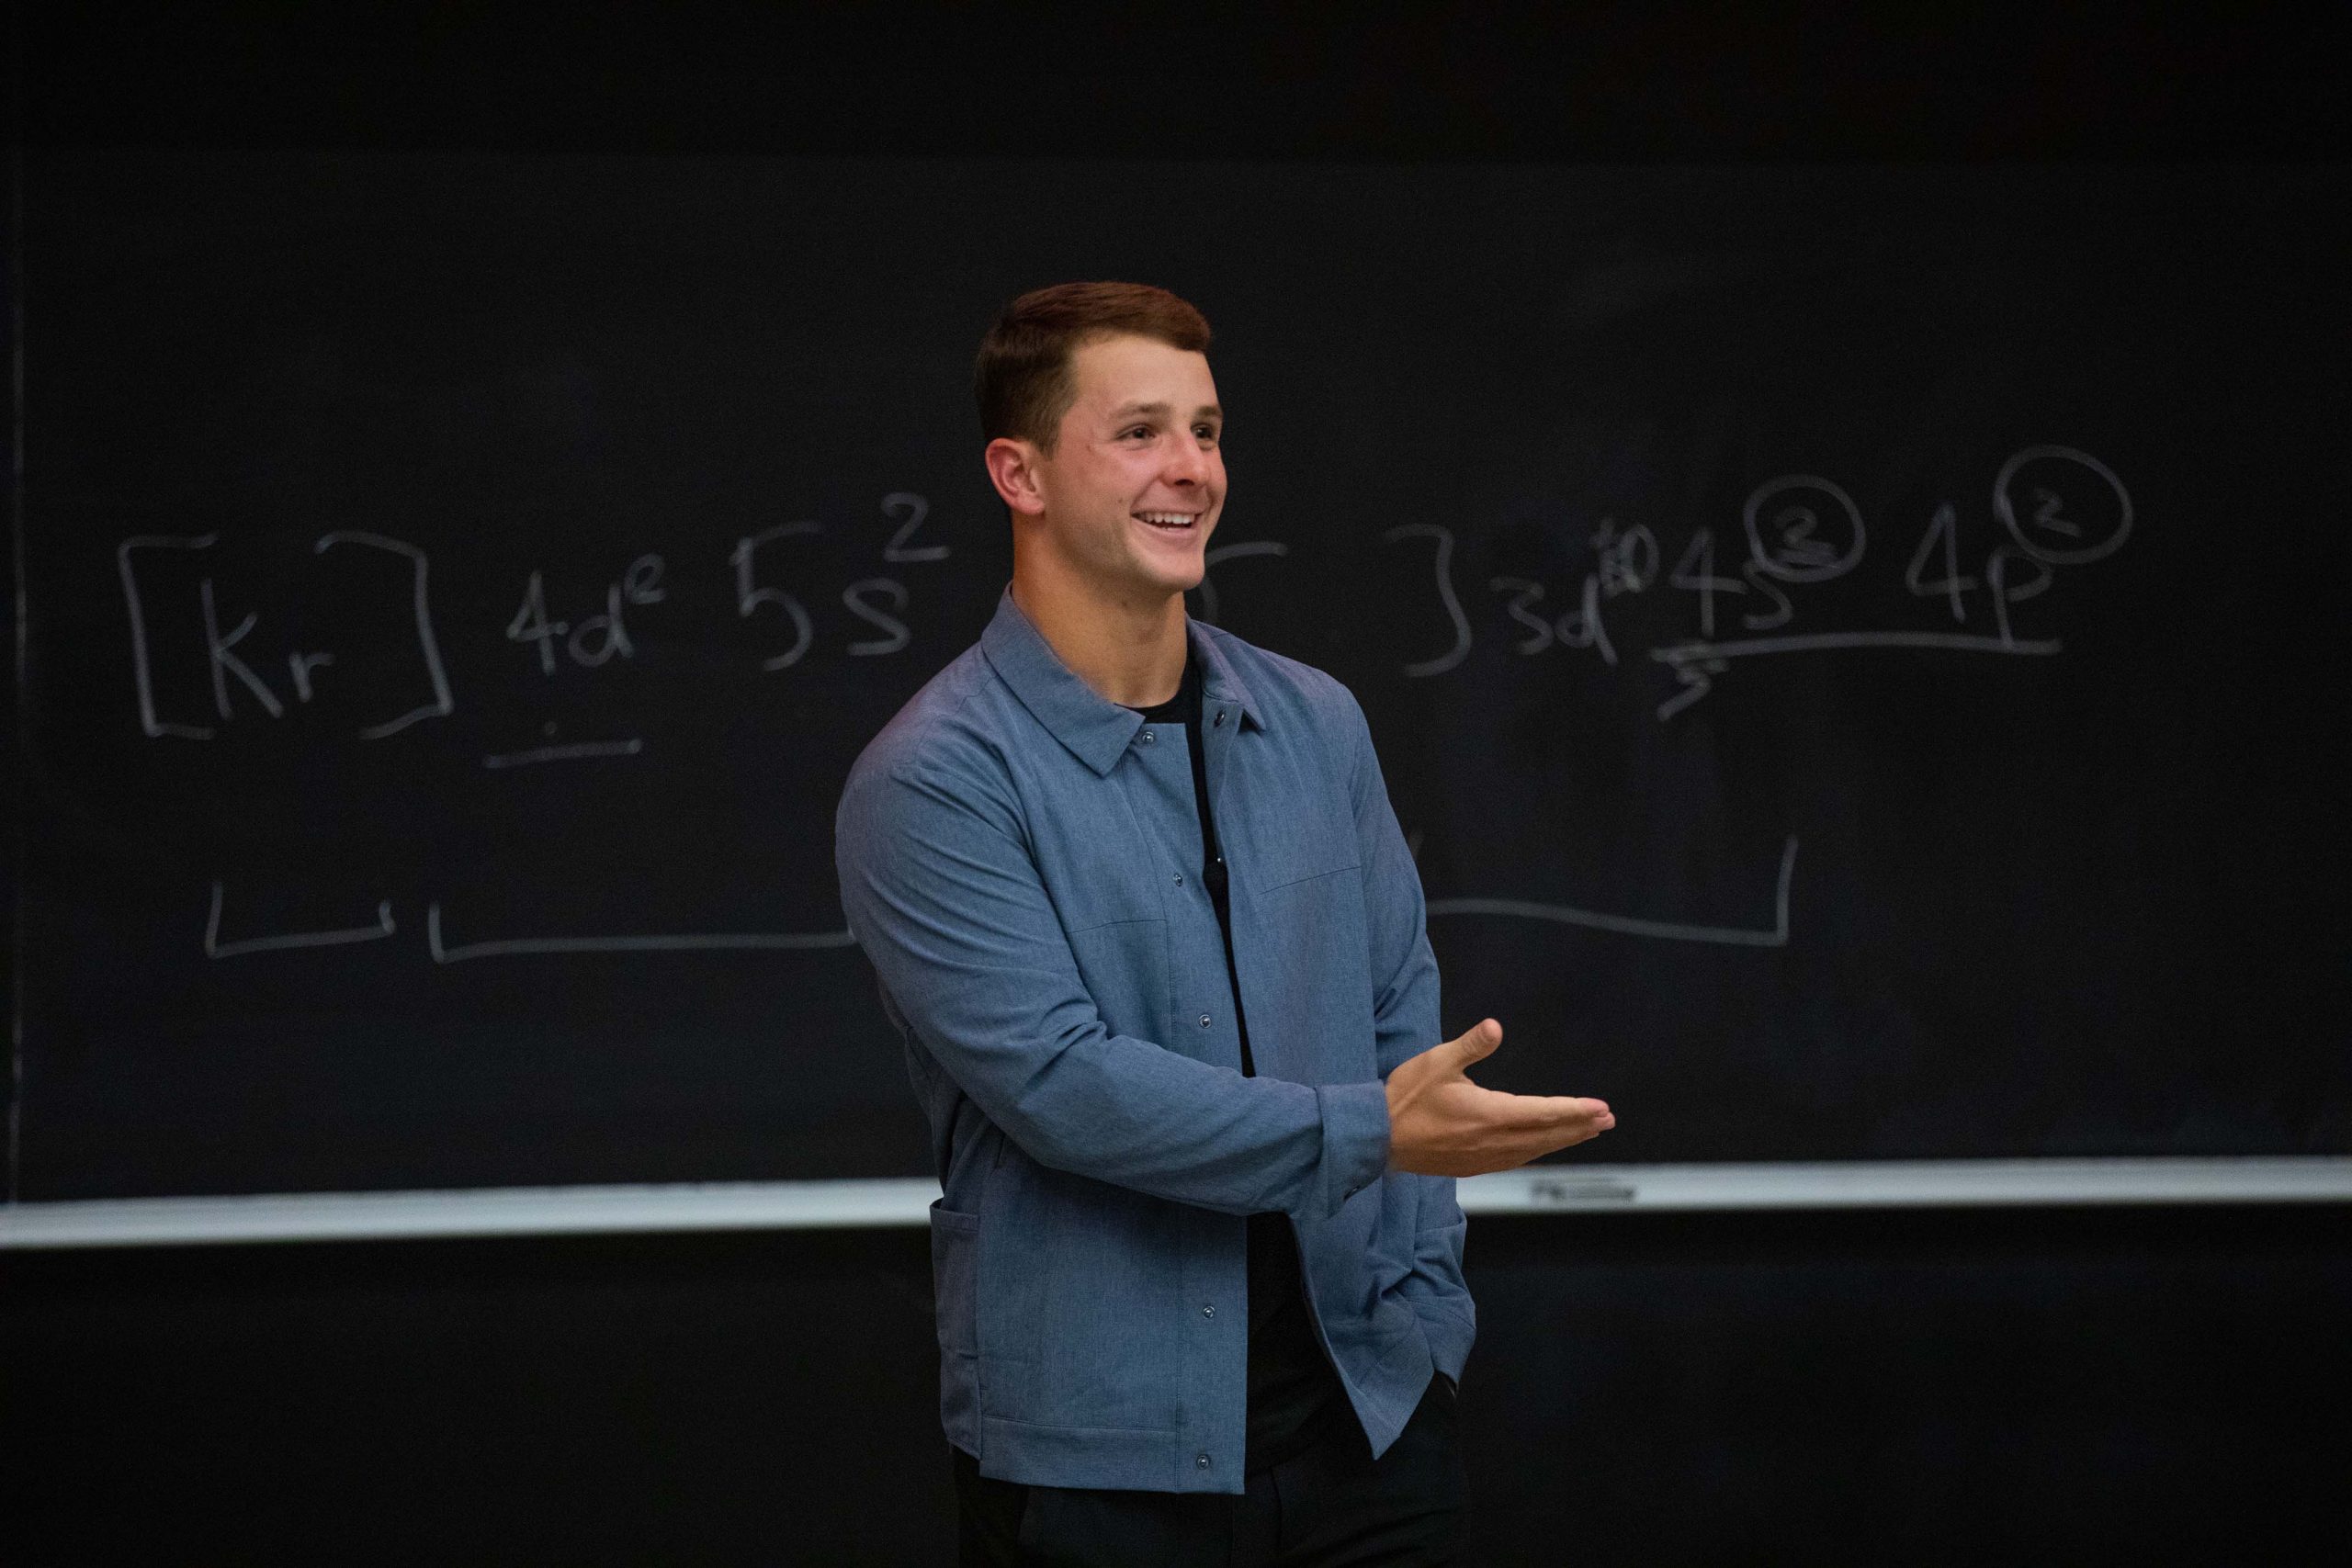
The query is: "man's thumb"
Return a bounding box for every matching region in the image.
[1453,1018,1501,1065]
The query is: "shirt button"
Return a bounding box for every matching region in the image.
[1214,710,1225,728]
[1201,1304,1216,1319]
[1199,1014,1212,1028]
[1141,728,1155,744]
[1196,1452,1213,1471]
[1173,873,1183,886]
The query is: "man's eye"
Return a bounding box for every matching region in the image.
[1194,427,1220,445]
[1122,426,1153,440]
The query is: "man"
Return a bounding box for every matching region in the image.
[834,282,1614,1565]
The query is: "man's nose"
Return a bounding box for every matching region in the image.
[1165,436,1211,485]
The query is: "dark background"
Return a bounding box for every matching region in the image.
[7,1208,2348,1564]
[9,4,2351,1562]
[17,153,2348,1200]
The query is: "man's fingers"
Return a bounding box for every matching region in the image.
[1483,1089,1612,1132]
[1389,1023,1619,1177]
[1387,1077,1620,1177]
[1494,1093,1615,1165]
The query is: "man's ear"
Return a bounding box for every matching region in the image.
[984,437,1049,517]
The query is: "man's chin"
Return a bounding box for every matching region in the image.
[1112,558,1204,602]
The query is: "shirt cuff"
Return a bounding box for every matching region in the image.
[1315,1078,1392,1218]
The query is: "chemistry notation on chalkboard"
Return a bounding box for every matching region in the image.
[1387,445,2131,719]
[113,447,2128,759]
[115,491,956,764]
[126,446,2126,966]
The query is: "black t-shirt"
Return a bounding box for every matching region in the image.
[1121,638,1351,1473]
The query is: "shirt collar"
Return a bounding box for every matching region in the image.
[979,583,1268,777]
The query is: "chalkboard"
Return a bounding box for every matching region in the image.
[15,152,2349,1201]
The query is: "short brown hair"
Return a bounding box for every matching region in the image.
[976,282,1213,452]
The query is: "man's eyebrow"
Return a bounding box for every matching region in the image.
[1108,400,1224,421]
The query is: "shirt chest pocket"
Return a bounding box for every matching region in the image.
[1044,834,1170,1045]
[1239,789,1362,895]
[1207,719,1363,895]
[1033,796,1168,935]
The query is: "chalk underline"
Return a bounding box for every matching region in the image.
[1652,630,2063,664]
[425,905,856,963]
[481,739,644,769]
[1428,837,1799,948]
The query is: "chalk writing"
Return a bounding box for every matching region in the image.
[119,531,455,739]
[315,531,456,739]
[732,521,821,671]
[1427,837,1799,948]
[206,881,397,958]
[1390,446,2132,721]
[1996,445,2132,564]
[481,739,645,770]
[426,903,856,963]
[123,455,2128,971]
[119,494,950,759]
[1384,523,1472,677]
[1193,540,1290,627]
[1745,475,1866,583]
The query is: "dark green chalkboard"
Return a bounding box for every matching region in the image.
[15,152,2348,1199]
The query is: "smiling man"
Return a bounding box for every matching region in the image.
[835,282,1614,1565]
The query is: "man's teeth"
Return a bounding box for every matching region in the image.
[1137,513,1197,529]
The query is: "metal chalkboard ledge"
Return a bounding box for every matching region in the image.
[5,1158,2347,1248]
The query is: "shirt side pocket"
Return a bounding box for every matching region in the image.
[929,1199,981,1358]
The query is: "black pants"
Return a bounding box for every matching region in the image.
[954,1375,1464,1567]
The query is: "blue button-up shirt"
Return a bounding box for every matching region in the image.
[834,584,1472,1494]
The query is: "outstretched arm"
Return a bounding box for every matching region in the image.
[837,754,1391,1220]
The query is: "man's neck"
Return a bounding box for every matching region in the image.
[1010,554,1190,709]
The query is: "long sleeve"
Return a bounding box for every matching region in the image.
[836,751,1390,1220]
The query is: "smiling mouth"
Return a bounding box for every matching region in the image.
[1136,511,1201,533]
